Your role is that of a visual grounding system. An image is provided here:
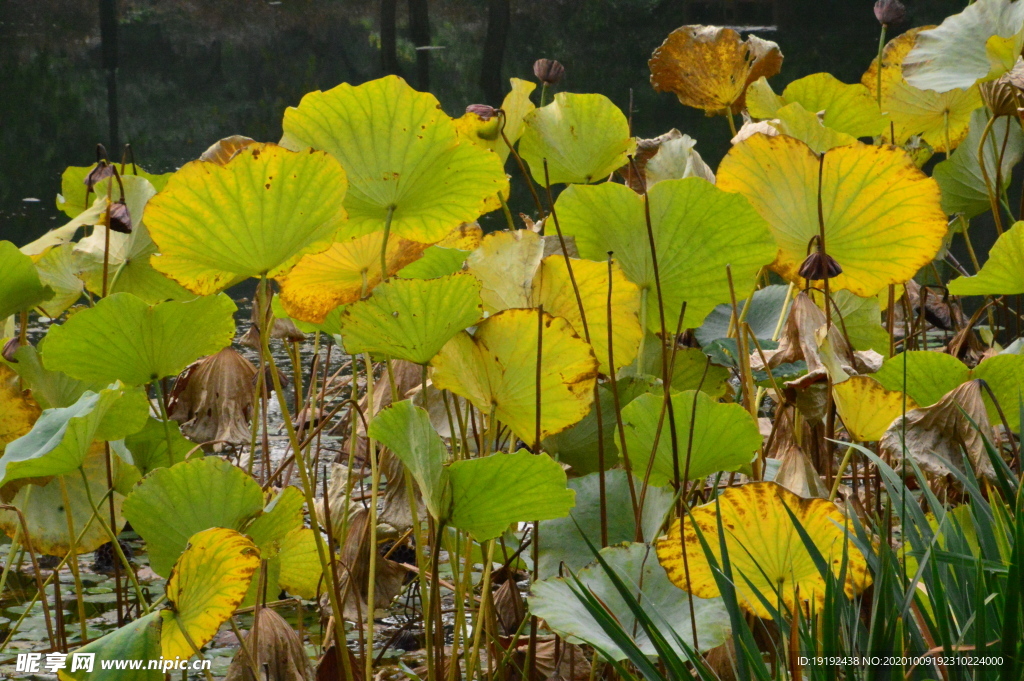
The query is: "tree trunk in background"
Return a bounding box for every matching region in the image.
[99,0,119,151]
[479,0,510,105]
[408,0,431,90]
[381,0,400,76]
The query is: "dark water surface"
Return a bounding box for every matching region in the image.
[1,0,973,248]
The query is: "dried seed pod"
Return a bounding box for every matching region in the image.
[873,0,906,26]
[2,337,21,363]
[980,60,1023,117]
[798,251,843,280]
[465,103,497,120]
[533,58,565,86]
[107,200,132,234]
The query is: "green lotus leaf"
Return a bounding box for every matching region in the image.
[397,246,471,279]
[972,354,1024,432]
[621,390,760,485]
[369,400,451,521]
[0,241,53,319]
[33,244,84,317]
[935,110,1023,219]
[448,450,575,541]
[122,457,264,576]
[244,486,305,548]
[536,470,674,578]
[119,417,195,476]
[283,75,507,243]
[239,486,318,605]
[339,273,483,364]
[59,612,164,681]
[949,221,1024,296]
[903,0,1024,92]
[528,542,730,660]
[276,527,322,599]
[669,347,731,398]
[873,351,970,407]
[747,73,886,138]
[770,102,858,155]
[0,445,127,557]
[556,178,775,332]
[80,227,196,304]
[42,292,237,386]
[519,92,636,185]
[5,344,107,410]
[695,284,791,345]
[270,295,344,336]
[145,143,348,295]
[819,289,890,357]
[56,163,171,219]
[0,384,148,483]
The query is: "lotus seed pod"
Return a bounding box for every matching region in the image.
[873,0,906,26]
[798,251,843,281]
[533,58,565,86]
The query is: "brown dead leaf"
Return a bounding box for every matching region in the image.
[332,507,410,622]
[200,135,257,165]
[224,607,315,681]
[649,25,783,115]
[167,347,257,452]
[767,407,829,498]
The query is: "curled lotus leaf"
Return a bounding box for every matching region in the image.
[145,143,348,295]
[518,92,636,185]
[431,308,598,447]
[656,481,872,618]
[717,134,947,297]
[863,28,983,152]
[747,73,886,138]
[283,75,508,243]
[902,0,1024,93]
[650,25,783,115]
[160,527,260,659]
[556,178,776,332]
[948,221,1024,296]
[339,273,484,365]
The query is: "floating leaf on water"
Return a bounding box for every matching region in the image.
[656,481,872,618]
[649,25,783,115]
[160,527,260,659]
[145,143,348,295]
[519,92,635,185]
[283,75,507,243]
[42,292,237,386]
[718,135,947,297]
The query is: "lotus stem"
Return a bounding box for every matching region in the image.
[876,25,886,111]
[56,477,88,642]
[465,539,496,680]
[976,112,1004,234]
[829,444,857,501]
[361,350,381,681]
[380,204,396,283]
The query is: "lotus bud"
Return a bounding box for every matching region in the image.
[2,337,21,363]
[873,0,906,26]
[465,104,497,120]
[107,199,132,234]
[533,58,565,86]
[798,251,843,281]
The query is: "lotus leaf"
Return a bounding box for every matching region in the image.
[454,78,536,163]
[717,135,947,297]
[431,309,598,446]
[621,390,760,486]
[397,246,471,279]
[747,73,886,138]
[0,365,40,453]
[530,542,730,659]
[0,241,53,320]
[42,292,237,385]
[447,450,575,541]
[5,344,107,410]
[58,611,163,681]
[161,527,260,659]
[903,0,1024,93]
[465,229,545,312]
[0,384,148,483]
[57,163,170,219]
[122,457,264,576]
[145,143,348,294]
[33,244,85,317]
[558,179,774,332]
[948,221,1024,296]
[649,25,783,115]
[283,75,507,243]
[518,92,635,185]
[833,376,917,442]
[119,417,195,476]
[339,273,483,364]
[770,103,858,155]
[656,481,872,618]
[863,28,983,151]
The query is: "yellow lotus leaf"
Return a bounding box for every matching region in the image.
[283,75,508,243]
[717,134,947,297]
[198,135,257,165]
[770,102,858,155]
[650,25,783,115]
[833,376,917,442]
[430,309,598,446]
[656,482,872,618]
[276,230,431,323]
[0,366,40,452]
[454,78,536,163]
[747,73,886,138]
[519,92,635,185]
[948,220,1024,296]
[145,143,348,295]
[466,229,545,312]
[161,527,260,659]
[532,255,643,375]
[862,28,982,151]
[437,221,483,250]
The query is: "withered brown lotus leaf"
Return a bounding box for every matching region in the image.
[167,347,257,452]
[880,379,998,488]
[224,607,315,681]
[201,135,257,165]
[331,507,410,622]
[649,25,783,115]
